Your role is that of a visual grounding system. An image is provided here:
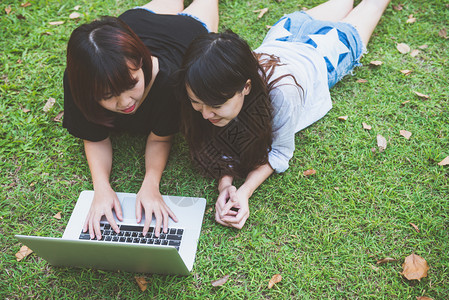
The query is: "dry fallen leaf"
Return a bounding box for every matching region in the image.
[400,130,412,139]
[400,69,412,75]
[392,4,403,11]
[418,44,428,49]
[362,122,372,130]
[43,97,56,112]
[74,5,81,10]
[303,169,316,176]
[338,115,348,121]
[69,12,81,19]
[254,7,269,19]
[401,253,429,281]
[268,274,282,289]
[135,276,147,291]
[53,111,64,122]
[5,5,12,14]
[357,79,368,83]
[20,2,32,8]
[401,100,410,105]
[370,60,383,66]
[49,21,64,26]
[413,91,429,99]
[409,222,420,233]
[53,212,62,220]
[211,274,230,287]
[416,297,433,300]
[397,43,411,54]
[22,108,31,113]
[15,245,33,261]
[437,156,449,166]
[377,134,387,152]
[376,257,397,264]
[406,15,416,23]
[369,264,380,271]
[410,49,420,57]
[439,28,447,39]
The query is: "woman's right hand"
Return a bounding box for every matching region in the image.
[82,186,123,240]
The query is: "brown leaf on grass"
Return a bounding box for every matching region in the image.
[338,115,348,121]
[413,91,429,99]
[254,8,268,19]
[410,49,420,57]
[20,2,32,7]
[397,43,411,54]
[268,274,282,289]
[356,79,368,83]
[418,44,428,49]
[401,254,429,281]
[266,25,272,29]
[362,122,372,130]
[53,111,64,122]
[135,276,147,291]
[406,15,416,23]
[73,5,81,10]
[15,245,33,261]
[416,297,433,300]
[303,169,316,176]
[211,274,230,287]
[5,5,12,14]
[370,60,383,66]
[49,21,64,26]
[53,212,62,220]
[392,4,403,11]
[22,108,31,113]
[377,134,387,152]
[409,222,420,233]
[369,264,380,271]
[400,69,412,75]
[439,28,447,39]
[43,97,56,112]
[400,130,412,139]
[69,12,81,19]
[437,156,449,166]
[376,257,397,264]
[401,100,410,105]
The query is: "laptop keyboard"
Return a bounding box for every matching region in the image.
[78,223,184,251]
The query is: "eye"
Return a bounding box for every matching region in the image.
[211,105,222,109]
[102,93,113,100]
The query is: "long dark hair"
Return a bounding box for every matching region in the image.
[66,16,152,126]
[178,31,275,179]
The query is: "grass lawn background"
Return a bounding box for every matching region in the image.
[1,0,448,298]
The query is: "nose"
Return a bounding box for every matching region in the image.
[117,94,133,109]
[201,105,214,120]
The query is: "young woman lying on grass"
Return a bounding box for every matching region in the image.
[63,0,218,240]
[178,0,391,229]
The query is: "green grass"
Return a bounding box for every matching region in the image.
[1,0,448,298]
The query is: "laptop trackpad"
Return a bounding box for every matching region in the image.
[121,197,136,221]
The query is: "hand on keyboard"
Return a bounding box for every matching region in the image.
[135,185,178,237]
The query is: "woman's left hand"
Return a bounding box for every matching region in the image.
[136,185,178,237]
[215,187,250,229]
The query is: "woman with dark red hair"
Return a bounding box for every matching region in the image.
[63,0,218,240]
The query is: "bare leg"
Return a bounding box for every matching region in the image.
[342,0,390,46]
[306,0,354,22]
[182,0,219,32]
[141,0,184,15]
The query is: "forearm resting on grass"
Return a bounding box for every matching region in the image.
[215,163,274,229]
[83,138,122,240]
[136,133,178,237]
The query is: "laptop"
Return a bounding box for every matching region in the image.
[15,190,206,275]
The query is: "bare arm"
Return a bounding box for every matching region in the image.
[136,133,178,237]
[216,163,274,229]
[83,138,123,239]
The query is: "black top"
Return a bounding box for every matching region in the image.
[62,9,207,141]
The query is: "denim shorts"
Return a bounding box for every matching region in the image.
[135,7,211,32]
[264,11,365,88]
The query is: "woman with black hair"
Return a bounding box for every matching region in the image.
[63,0,218,240]
[179,0,391,229]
